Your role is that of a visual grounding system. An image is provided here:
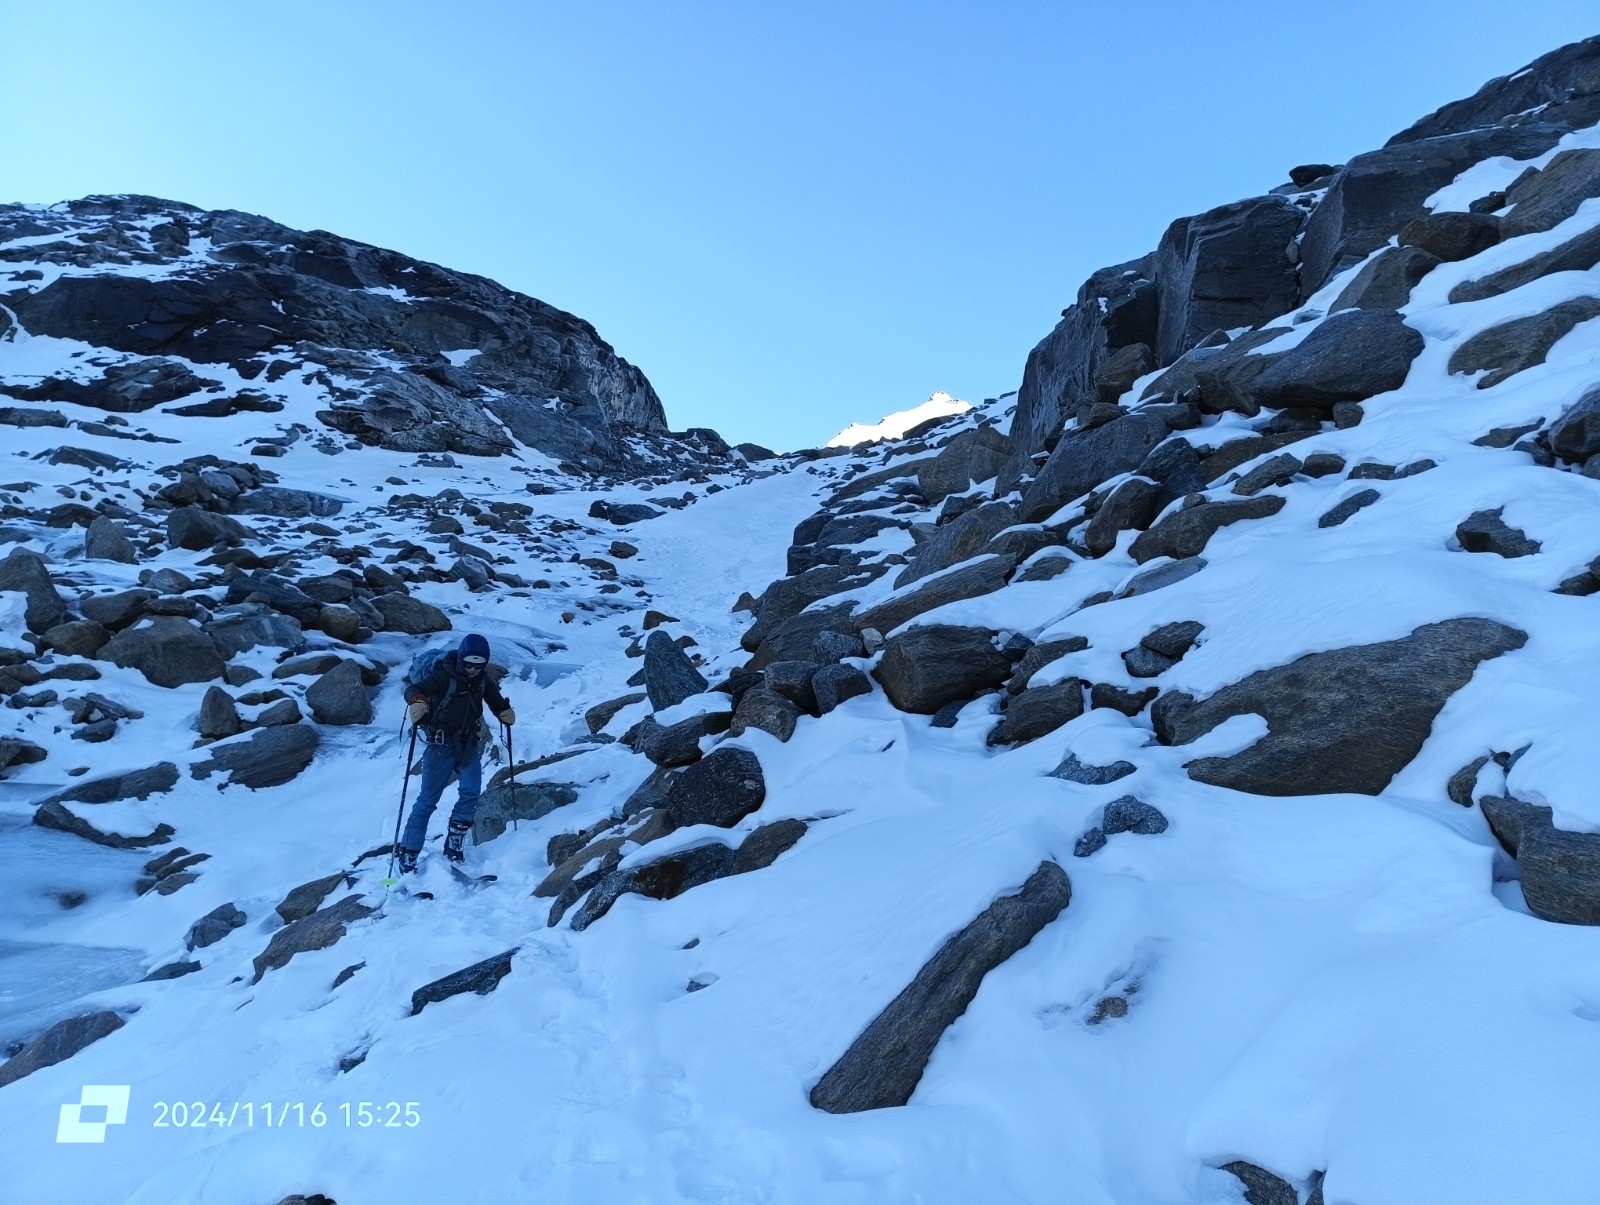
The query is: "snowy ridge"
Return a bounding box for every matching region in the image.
[826,390,972,447]
[3,42,1600,1205]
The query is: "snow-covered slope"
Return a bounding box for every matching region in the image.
[4,35,1600,1205]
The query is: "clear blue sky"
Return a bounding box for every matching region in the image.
[2,2,1595,450]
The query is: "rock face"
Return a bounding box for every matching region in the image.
[1448,298,1600,389]
[1151,194,1303,364]
[1162,619,1527,796]
[809,862,1071,1113]
[1246,310,1423,411]
[1480,794,1600,925]
[2,195,666,469]
[0,1010,125,1088]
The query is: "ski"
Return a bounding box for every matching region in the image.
[449,864,498,887]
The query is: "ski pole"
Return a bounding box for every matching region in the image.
[384,722,418,885]
[505,721,518,833]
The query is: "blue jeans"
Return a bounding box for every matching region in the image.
[401,736,483,852]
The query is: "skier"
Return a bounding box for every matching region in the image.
[396,632,516,873]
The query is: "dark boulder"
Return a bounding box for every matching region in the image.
[191,723,321,789]
[1102,796,1168,835]
[1480,794,1600,925]
[1246,309,1423,411]
[0,547,67,633]
[103,617,227,687]
[166,506,252,551]
[1093,342,1156,404]
[1398,210,1500,261]
[186,902,247,950]
[874,625,1011,715]
[305,660,373,726]
[1447,298,1600,389]
[917,425,1015,504]
[1164,618,1527,796]
[643,629,708,710]
[1388,37,1600,144]
[84,515,138,563]
[1449,220,1600,302]
[1317,489,1381,529]
[809,862,1070,1113]
[1456,509,1540,558]
[1221,1161,1302,1205]
[813,663,872,713]
[851,557,1011,638]
[80,588,156,630]
[372,593,451,634]
[1018,412,1168,524]
[251,894,375,983]
[663,746,766,829]
[197,685,242,739]
[895,502,1017,588]
[410,948,518,1015]
[471,779,578,844]
[729,687,800,742]
[33,801,175,848]
[585,692,645,734]
[41,620,111,658]
[1084,477,1162,557]
[1500,148,1600,239]
[1329,245,1441,311]
[633,710,730,767]
[570,842,739,931]
[990,680,1084,745]
[206,608,305,658]
[37,762,179,807]
[741,563,885,652]
[0,1011,125,1088]
[1550,387,1600,462]
[275,873,351,924]
[1129,496,1284,564]
[1048,752,1136,785]
[751,604,859,668]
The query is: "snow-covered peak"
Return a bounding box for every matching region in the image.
[826,390,972,447]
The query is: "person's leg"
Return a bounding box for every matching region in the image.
[447,740,483,827]
[401,742,453,851]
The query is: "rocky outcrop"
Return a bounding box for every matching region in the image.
[0,1011,125,1088]
[191,724,321,789]
[251,894,375,982]
[1480,794,1600,925]
[3,195,666,469]
[1160,619,1526,796]
[809,862,1070,1113]
[410,949,518,1015]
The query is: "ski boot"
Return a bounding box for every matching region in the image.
[396,847,419,875]
[443,819,471,865]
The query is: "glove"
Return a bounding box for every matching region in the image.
[407,700,429,724]
[498,708,516,726]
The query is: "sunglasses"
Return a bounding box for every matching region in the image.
[462,657,487,670]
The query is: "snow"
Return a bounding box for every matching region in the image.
[3,146,1600,1204]
[827,391,971,447]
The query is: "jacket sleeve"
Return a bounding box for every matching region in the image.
[484,675,510,715]
[406,665,452,705]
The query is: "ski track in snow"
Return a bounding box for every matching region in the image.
[3,125,1600,1203]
